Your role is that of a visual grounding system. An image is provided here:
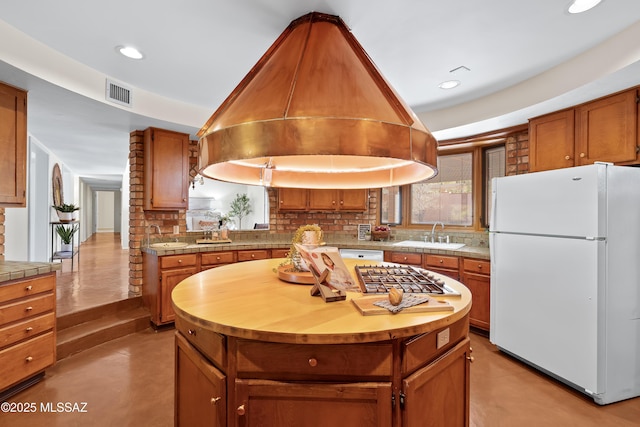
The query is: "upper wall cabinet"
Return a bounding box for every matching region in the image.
[278,189,368,211]
[0,82,27,207]
[144,127,189,210]
[529,88,639,172]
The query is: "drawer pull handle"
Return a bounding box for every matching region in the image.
[25,285,33,291]
[216,256,221,260]
[25,306,33,311]
[478,264,482,269]
[25,327,33,332]
[251,254,255,258]
[467,356,475,363]
[178,259,182,263]
[25,356,33,362]
[188,329,196,336]
[237,404,246,416]
[308,358,318,367]
[403,257,408,261]
[439,259,444,263]
[211,397,221,405]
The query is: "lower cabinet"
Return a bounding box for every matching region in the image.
[424,254,460,280]
[175,314,470,427]
[461,258,491,331]
[175,333,226,427]
[0,272,57,399]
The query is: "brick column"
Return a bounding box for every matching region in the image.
[506,130,529,176]
[128,131,145,295]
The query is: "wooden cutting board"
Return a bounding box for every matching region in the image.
[351,295,453,316]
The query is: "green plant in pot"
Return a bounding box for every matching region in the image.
[228,193,252,230]
[53,203,80,222]
[56,224,78,252]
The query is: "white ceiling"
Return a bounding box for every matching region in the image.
[1,0,640,190]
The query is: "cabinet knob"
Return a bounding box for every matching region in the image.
[237,404,246,416]
[25,356,33,362]
[188,329,196,336]
[580,152,586,158]
[211,397,221,405]
[25,285,32,291]
[25,306,33,312]
[467,356,475,363]
[251,254,255,258]
[308,358,318,367]
[439,259,444,263]
[477,264,482,269]
[178,259,182,263]
[565,155,571,160]
[25,327,33,332]
[403,257,408,261]
[216,256,221,260]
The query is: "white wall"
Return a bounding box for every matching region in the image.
[96,191,115,232]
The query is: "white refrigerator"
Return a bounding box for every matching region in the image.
[489,162,640,405]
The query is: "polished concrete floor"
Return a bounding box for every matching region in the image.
[3,234,639,426]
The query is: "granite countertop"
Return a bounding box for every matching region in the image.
[0,261,62,284]
[142,239,490,260]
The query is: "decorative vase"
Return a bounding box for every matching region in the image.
[57,211,75,222]
[61,243,73,252]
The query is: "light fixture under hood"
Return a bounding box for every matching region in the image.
[197,12,438,189]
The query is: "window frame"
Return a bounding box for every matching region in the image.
[378,125,525,231]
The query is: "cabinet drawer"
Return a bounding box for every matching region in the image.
[463,258,490,275]
[1,293,55,325]
[402,315,469,375]
[201,251,235,266]
[237,250,269,262]
[388,252,422,265]
[160,254,197,269]
[0,312,55,349]
[236,340,392,380]
[0,274,55,301]
[270,248,290,258]
[175,315,226,369]
[425,254,459,270]
[0,331,55,390]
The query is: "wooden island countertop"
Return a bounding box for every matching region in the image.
[171,258,473,427]
[171,258,471,344]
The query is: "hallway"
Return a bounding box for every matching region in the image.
[2,235,638,425]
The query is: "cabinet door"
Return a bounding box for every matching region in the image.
[402,338,470,427]
[175,333,226,427]
[339,189,368,211]
[576,89,638,165]
[235,379,392,427]
[529,109,575,172]
[309,189,337,210]
[144,127,189,210]
[461,273,490,330]
[160,267,197,324]
[278,188,308,210]
[0,82,27,207]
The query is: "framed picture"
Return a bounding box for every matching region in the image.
[358,224,371,240]
[52,163,63,207]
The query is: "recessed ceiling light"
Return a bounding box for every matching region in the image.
[116,45,144,60]
[568,0,602,14]
[439,80,460,90]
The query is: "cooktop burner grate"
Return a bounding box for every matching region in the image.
[355,265,449,295]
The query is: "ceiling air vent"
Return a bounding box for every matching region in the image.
[105,79,132,107]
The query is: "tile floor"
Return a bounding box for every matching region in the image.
[3,233,639,426]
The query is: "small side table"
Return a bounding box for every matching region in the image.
[50,220,80,271]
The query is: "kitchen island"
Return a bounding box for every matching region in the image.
[172,258,472,427]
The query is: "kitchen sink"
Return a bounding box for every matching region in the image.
[149,242,190,249]
[392,240,465,250]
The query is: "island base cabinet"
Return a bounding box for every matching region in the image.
[175,333,226,427]
[234,379,392,427]
[402,338,471,427]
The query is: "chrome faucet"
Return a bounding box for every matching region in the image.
[430,222,445,243]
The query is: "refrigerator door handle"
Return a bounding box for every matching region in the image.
[490,178,498,230]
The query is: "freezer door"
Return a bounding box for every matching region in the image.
[490,232,603,394]
[491,164,605,237]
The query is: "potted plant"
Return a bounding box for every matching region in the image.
[53,203,80,222]
[56,223,78,252]
[228,193,252,230]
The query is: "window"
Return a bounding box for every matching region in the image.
[410,153,473,226]
[380,186,401,224]
[483,146,506,227]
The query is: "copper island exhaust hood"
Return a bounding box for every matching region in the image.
[197,12,438,189]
